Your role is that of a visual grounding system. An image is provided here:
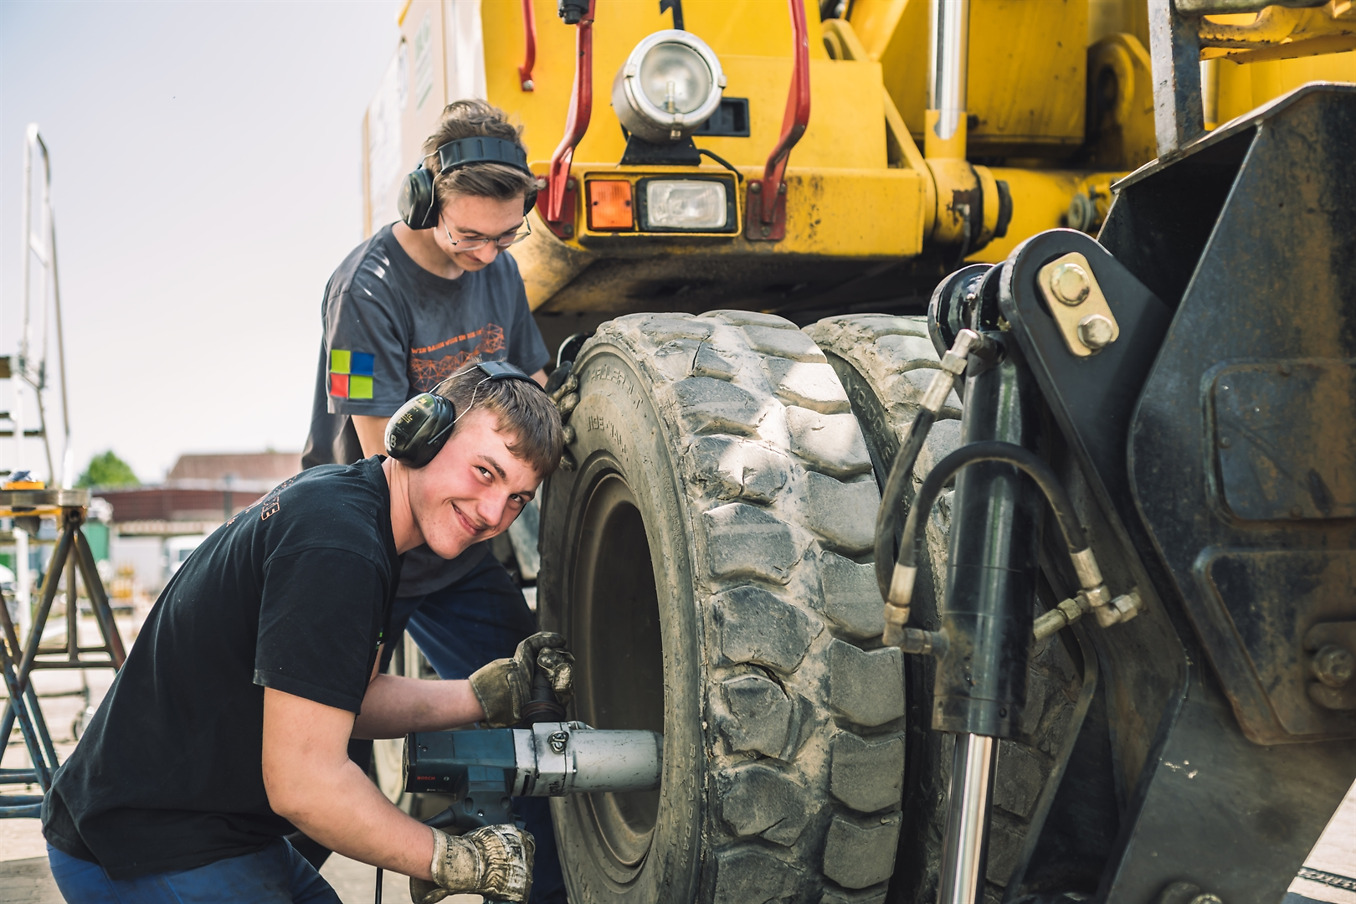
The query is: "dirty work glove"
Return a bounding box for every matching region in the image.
[546,363,580,472]
[410,824,535,904]
[544,359,575,397]
[468,632,574,728]
[546,361,579,426]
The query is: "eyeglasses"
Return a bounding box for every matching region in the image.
[442,218,532,252]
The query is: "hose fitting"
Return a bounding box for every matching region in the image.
[1032,587,1144,640]
[921,328,983,413]
[1068,547,1144,628]
[898,627,948,657]
[883,565,918,646]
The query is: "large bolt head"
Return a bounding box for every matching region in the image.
[1313,644,1355,688]
[1050,262,1091,305]
[1077,313,1115,350]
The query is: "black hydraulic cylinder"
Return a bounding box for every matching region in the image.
[933,336,1043,738]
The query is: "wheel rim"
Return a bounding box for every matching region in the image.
[571,468,664,870]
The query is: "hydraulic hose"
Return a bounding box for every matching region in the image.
[874,328,983,604]
[900,441,1087,574]
[874,406,938,601]
[882,438,1092,648]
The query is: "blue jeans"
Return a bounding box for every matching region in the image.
[47,839,340,903]
[389,553,567,904]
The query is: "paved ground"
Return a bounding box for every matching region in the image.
[4,613,1354,904]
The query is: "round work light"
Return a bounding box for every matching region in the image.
[612,30,726,143]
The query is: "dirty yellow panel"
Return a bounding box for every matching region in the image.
[703,57,891,170]
[680,0,832,60]
[847,0,916,62]
[773,167,929,257]
[1214,52,1356,124]
[854,0,930,129]
[856,0,1086,152]
[969,0,1087,147]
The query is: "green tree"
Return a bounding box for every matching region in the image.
[77,450,140,488]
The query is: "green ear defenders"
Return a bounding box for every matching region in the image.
[384,361,540,468]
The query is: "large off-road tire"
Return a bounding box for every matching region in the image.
[807,314,1081,904]
[539,310,906,904]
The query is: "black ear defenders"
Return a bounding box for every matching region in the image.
[398,136,537,230]
[384,361,541,468]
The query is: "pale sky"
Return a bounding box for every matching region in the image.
[1,0,399,483]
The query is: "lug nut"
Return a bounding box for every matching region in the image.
[1050,262,1091,305]
[1077,314,1115,350]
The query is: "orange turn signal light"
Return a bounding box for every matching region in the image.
[587,180,634,231]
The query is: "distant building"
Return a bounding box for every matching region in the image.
[95,451,301,531]
[165,451,301,491]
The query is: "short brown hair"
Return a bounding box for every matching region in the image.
[435,365,563,478]
[422,100,538,216]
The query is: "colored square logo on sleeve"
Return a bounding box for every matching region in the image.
[328,349,374,399]
[350,352,375,376]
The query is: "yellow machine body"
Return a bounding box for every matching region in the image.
[360,0,1355,321]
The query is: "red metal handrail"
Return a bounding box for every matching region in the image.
[758,0,812,226]
[518,0,537,91]
[545,0,596,230]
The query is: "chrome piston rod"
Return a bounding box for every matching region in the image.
[938,732,998,904]
[928,0,971,142]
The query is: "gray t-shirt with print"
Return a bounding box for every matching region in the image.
[302,223,550,595]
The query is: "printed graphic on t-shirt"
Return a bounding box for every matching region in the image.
[226,476,297,527]
[329,349,376,399]
[408,323,507,390]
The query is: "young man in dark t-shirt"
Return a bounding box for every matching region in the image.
[42,366,567,904]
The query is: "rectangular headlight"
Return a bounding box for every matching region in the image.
[640,179,731,231]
